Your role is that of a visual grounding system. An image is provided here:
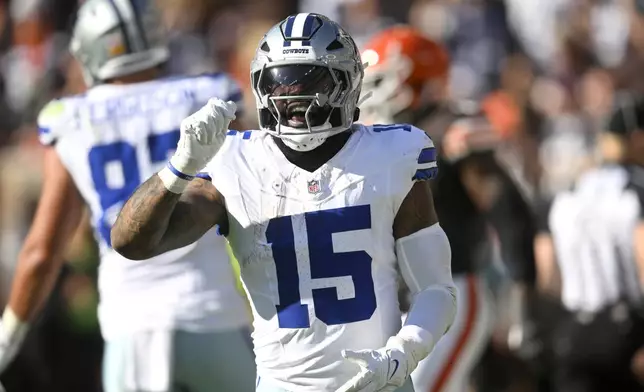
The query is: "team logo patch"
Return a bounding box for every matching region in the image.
[307,179,321,194]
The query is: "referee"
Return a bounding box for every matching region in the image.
[535,92,644,392]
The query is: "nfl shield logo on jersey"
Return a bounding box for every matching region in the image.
[308,179,321,194]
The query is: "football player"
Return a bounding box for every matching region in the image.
[111,13,457,392]
[0,1,255,391]
[360,26,537,392]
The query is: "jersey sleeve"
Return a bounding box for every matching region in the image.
[379,124,438,215]
[385,123,438,184]
[37,99,73,146]
[410,128,438,182]
[193,73,244,115]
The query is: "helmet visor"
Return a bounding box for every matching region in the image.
[258,64,338,97]
[257,64,346,128]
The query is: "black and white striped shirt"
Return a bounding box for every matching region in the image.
[549,165,644,313]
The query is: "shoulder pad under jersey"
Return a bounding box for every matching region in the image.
[37,97,79,146]
[367,123,438,182]
[197,129,263,181]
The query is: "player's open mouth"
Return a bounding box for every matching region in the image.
[286,102,309,127]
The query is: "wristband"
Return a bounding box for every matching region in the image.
[158,162,193,194]
[390,325,434,364]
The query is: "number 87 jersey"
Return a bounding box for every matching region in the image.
[35,74,249,341]
[203,123,438,391]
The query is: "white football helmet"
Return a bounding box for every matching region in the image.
[70,0,170,87]
[250,13,364,151]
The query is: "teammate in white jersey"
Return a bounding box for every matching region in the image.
[0,1,255,391]
[112,12,457,392]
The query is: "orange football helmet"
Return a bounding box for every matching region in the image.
[360,26,449,124]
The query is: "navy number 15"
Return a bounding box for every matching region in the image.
[266,205,377,328]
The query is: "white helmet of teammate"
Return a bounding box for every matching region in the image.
[251,13,364,151]
[70,0,170,87]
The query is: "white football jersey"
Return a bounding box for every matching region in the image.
[37,74,250,340]
[204,123,437,391]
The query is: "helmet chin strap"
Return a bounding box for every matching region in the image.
[282,138,326,152]
[278,126,329,151]
[80,66,98,87]
[272,128,354,173]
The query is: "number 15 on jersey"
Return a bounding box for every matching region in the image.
[266,205,377,328]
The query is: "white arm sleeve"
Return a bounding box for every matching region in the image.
[395,223,457,358]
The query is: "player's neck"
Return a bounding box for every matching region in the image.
[109,67,163,85]
[273,130,352,173]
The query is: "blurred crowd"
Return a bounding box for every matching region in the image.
[0,0,642,391]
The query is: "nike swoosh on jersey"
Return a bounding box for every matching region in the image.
[390,359,400,379]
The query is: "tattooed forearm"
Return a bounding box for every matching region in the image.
[111,175,225,260]
[111,175,181,259]
[160,178,227,253]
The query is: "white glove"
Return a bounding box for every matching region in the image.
[159,98,237,193]
[0,309,28,376]
[337,335,425,392]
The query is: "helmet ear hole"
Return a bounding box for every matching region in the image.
[353,108,360,121]
[326,40,344,51]
[329,108,343,127]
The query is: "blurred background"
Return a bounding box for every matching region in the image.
[0,0,641,391]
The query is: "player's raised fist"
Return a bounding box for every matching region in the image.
[159,98,237,193]
[181,98,237,146]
